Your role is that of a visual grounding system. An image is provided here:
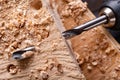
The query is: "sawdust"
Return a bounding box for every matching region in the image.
[21,51,34,59]
[60,0,87,25]
[50,0,120,80]
[61,1,87,18]
[0,0,85,79]
[40,71,49,80]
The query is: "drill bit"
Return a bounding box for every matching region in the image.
[62,15,107,39]
[12,46,35,60]
[62,0,120,39]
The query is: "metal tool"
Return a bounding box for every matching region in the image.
[62,0,120,39]
[12,46,35,60]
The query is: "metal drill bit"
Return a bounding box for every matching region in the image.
[62,15,107,39]
[12,46,35,60]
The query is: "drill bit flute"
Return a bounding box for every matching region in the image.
[62,0,120,39]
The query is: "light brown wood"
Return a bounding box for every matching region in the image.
[49,0,120,80]
[0,0,85,80]
[1,0,120,80]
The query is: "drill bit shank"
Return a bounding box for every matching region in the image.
[62,0,119,40]
[62,15,107,39]
[12,46,35,60]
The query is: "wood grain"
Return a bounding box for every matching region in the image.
[0,0,85,80]
[49,0,120,80]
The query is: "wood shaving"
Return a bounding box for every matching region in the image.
[57,63,63,73]
[48,63,54,70]
[40,71,49,80]
[115,65,120,71]
[61,1,87,18]
[21,51,34,59]
[91,61,98,66]
[87,64,92,71]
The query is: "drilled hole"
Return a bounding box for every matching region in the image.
[7,64,18,75]
[30,0,42,10]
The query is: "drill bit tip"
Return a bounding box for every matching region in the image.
[62,29,82,39]
[12,46,35,60]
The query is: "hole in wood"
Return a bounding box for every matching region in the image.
[30,0,42,10]
[7,64,18,75]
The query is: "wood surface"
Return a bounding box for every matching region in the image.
[49,0,120,80]
[0,0,85,80]
[1,0,120,80]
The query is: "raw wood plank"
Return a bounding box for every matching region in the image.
[0,0,85,80]
[49,0,120,80]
